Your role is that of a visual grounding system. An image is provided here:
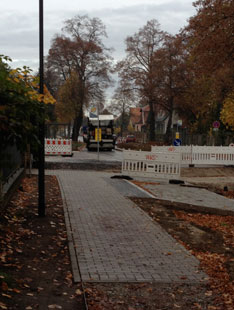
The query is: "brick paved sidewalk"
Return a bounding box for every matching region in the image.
[132,177,234,213]
[54,170,207,283]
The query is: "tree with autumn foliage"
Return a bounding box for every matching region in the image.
[110,81,134,137]
[150,34,189,142]
[220,92,234,129]
[56,72,84,127]
[47,15,113,141]
[186,0,234,74]
[0,55,56,183]
[180,0,234,138]
[0,55,55,153]
[115,20,165,141]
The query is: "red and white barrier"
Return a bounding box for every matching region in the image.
[45,139,72,156]
[122,150,181,179]
[151,145,234,166]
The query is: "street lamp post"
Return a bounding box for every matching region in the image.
[38,0,45,217]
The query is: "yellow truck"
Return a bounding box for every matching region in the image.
[86,115,115,151]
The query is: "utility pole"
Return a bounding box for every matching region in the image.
[38,0,45,217]
[97,102,100,161]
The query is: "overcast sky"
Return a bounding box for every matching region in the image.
[1,0,196,71]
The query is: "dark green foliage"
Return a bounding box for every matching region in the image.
[0,55,44,165]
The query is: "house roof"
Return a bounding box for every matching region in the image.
[141,105,168,121]
[141,105,150,112]
[130,107,142,125]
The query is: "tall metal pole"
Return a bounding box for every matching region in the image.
[38,0,45,217]
[97,102,100,161]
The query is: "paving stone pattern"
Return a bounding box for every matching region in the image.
[56,170,206,283]
[139,180,234,212]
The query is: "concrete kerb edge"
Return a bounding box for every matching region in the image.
[57,175,81,283]
[124,180,208,282]
[124,179,209,282]
[125,179,234,216]
[82,278,206,284]
[124,179,156,199]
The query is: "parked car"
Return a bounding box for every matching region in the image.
[116,137,126,144]
[126,135,136,143]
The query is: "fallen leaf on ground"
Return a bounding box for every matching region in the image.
[75,289,83,295]
[1,282,8,291]
[0,302,7,309]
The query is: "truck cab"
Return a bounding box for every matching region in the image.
[86,115,115,151]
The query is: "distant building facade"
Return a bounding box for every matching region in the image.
[129,105,181,134]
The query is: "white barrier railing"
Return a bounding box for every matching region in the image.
[151,145,234,166]
[192,146,234,165]
[151,146,192,165]
[122,150,181,179]
[45,138,72,156]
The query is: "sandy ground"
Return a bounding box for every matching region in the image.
[181,166,234,191]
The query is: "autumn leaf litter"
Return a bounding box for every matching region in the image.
[1,174,234,309]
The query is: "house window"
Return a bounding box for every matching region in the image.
[135,124,141,132]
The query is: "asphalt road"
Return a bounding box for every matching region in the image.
[45,148,123,163]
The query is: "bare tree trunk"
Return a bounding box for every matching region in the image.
[165,97,174,144]
[148,100,155,141]
[121,107,125,137]
[120,114,123,137]
[165,112,172,144]
[72,106,83,142]
[72,117,79,142]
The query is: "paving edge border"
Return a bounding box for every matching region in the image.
[125,180,234,216]
[57,176,81,283]
[124,179,156,199]
[56,173,208,284]
[45,161,122,171]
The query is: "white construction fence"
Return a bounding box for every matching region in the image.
[151,145,234,166]
[45,138,72,156]
[122,150,181,179]
[122,145,234,179]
